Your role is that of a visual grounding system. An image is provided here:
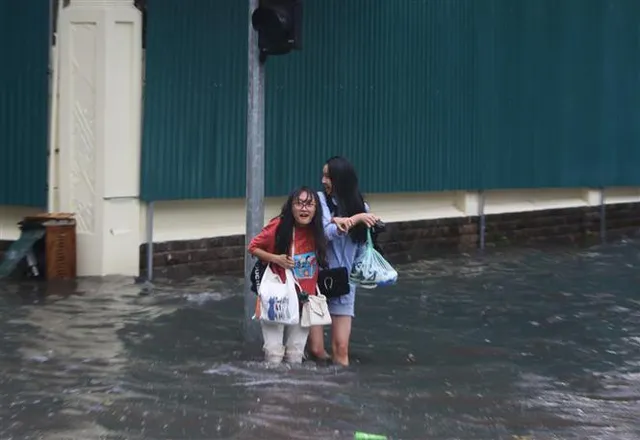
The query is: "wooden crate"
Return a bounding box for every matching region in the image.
[22,213,77,280]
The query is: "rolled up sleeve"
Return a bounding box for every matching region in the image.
[318,192,342,242]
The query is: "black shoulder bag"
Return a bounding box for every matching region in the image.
[249,259,267,294]
[318,266,350,299]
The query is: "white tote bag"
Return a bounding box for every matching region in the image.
[300,286,332,328]
[255,264,299,325]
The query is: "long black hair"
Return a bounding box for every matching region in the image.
[324,156,368,244]
[274,186,328,269]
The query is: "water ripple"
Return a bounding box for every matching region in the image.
[0,239,639,439]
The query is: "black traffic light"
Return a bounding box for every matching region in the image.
[251,0,302,61]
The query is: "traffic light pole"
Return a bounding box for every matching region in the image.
[244,0,266,344]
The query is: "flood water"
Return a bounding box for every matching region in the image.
[1,239,640,440]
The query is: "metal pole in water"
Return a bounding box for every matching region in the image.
[600,187,606,244]
[146,201,154,282]
[479,190,486,251]
[244,0,265,343]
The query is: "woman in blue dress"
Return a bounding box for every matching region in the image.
[307,156,380,366]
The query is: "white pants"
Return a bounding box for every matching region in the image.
[260,321,309,364]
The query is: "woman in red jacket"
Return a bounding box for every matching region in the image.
[248,186,328,364]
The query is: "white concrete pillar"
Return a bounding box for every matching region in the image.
[582,188,602,206]
[455,191,482,216]
[56,0,143,276]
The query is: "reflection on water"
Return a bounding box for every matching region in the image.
[1,239,640,439]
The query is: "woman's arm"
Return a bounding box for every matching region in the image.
[248,218,293,269]
[251,248,293,269]
[350,202,379,227]
[318,192,346,241]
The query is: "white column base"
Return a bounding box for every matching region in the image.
[455,191,481,216]
[56,0,142,277]
[582,188,603,206]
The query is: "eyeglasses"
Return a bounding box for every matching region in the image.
[294,199,316,209]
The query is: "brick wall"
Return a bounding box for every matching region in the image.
[2,204,637,279]
[139,202,640,279]
[140,235,245,279]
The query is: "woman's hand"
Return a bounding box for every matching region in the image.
[272,254,294,269]
[352,212,380,228]
[332,216,353,232]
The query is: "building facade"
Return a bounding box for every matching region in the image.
[1,0,640,277]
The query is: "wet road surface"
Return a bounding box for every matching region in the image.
[1,239,640,439]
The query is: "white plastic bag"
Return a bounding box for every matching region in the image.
[349,229,398,289]
[254,264,300,325]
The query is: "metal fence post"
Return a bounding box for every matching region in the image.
[145,201,154,282]
[479,190,486,251]
[600,187,606,244]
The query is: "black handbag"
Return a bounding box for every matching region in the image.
[317,267,350,298]
[315,222,385,299]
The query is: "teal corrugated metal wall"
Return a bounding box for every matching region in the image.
[141,0,247,201]
[477,0,640,189]
[265,0,481,195]
[0,1,50,207]
[141,0,640,201]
